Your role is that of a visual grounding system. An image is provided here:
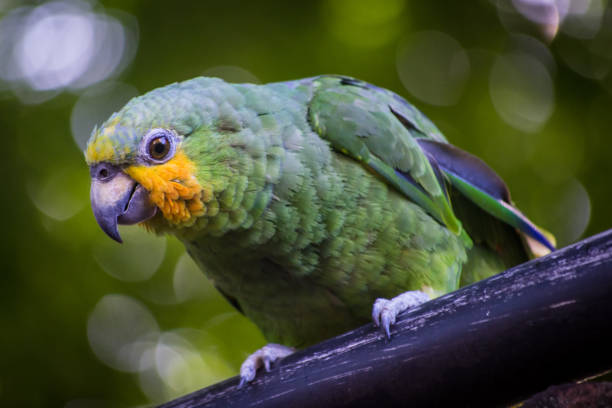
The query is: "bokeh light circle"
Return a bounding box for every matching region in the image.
[92,226,167,282]
[27,166,89,221]
[136,330,235,402]
[489,52,554,132]
[87,294,160,373]
[397,30,470,106]
[173,253,213,302]
[0,0,138,103]
[552,177,591,244]
[71,81,139,150]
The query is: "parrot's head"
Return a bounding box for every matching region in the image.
[85,77,243,242]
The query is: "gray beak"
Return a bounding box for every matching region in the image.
[90,163,157,243]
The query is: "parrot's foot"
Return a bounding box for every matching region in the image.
[372,291,431,339]
[238,343,295,388]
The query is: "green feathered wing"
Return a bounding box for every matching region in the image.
[308,77,464,237]
[307,76,554,285]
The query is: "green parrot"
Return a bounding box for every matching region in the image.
[86,75,554,385]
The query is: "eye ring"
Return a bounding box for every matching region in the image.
[141,128,176,163]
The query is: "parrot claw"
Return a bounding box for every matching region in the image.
[238,343,294,388]
[372,291,430,339]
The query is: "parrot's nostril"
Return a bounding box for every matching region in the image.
[91,163,118,181]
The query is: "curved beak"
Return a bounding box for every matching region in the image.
[90,163,157,243]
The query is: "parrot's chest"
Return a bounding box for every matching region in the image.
[182,206,464,347]
[184,237,366,346]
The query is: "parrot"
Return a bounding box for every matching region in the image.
[85,75,555,385]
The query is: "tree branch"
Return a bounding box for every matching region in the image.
[159,229,612,408]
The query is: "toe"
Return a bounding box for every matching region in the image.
[381,308,396,339]
[263,356,272,372]
[372,298,388,327]
[238,367,256,389]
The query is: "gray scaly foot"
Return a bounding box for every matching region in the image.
[238,343,295,388]
[372,290,430,339]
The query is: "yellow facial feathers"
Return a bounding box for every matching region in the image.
[125,150,209,225]
[85,117,124,164]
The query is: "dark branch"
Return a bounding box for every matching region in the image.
[159,229,612,408]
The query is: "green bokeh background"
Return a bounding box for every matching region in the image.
[1,0,610,406]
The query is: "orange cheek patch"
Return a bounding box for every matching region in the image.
[125,150,209,225]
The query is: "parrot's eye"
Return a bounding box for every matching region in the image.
[141,128,176,163]
[148,136,170,160]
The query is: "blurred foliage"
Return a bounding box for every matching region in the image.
[1,0,610,406]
